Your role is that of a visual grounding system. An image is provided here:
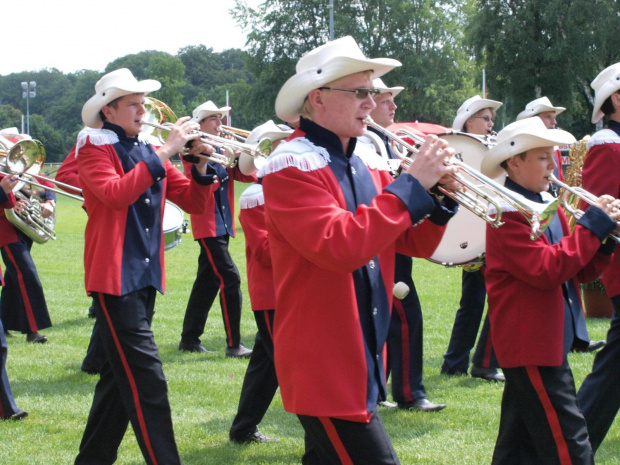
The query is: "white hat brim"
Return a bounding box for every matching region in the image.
[275,56,401,123]
[82,79,161,128]
[481,127,575,179]
[452,98,502,131]
[516,105,566,120]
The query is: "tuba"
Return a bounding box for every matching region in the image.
[0,134,56,243]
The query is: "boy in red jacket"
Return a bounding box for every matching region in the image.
[481,117,620,464]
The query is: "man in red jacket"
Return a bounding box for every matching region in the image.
[179,100,256,357]
[481,117,620,464]
[74,68,217,465]
[262,36,459,464]
[578,62,620,455]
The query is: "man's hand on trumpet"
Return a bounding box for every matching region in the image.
[155,116,202,164]
[402,135,460,191]
[594,195,620,223]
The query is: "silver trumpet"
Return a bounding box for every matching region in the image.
[551,173,620,242]
[363,116,559,239]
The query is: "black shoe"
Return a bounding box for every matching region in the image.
[87,306,95,319]
[398,398,446,412]
[26,332,48,344]
[230,431,279,444]
[470,365,505,382]
[572,340,606,353]
[9,410,28,420]
[178,341,214,353]
[4,330,13,338]
[226,343,253,358]
[81,363,101,375]
[440,368,468,377]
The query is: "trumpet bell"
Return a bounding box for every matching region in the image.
[143,97,178,142]
[7,140,45,176]
[238,138,273,175]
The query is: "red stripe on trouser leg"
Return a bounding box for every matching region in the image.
[318,417,354,465]
[2,246,37,332]
[393,298,413,403]
[98,294,159,465]
[525,366,573,465]
[200,238,233,346]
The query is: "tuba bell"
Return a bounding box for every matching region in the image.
[0,134,56,244]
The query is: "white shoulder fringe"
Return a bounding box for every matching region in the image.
[586,129,620,149]
[239,184,264,209]
[258,138,330,177]
[75,128,154,156]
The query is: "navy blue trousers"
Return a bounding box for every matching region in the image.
[181,235,242,348]
[386,254,426,402]
[493,362,592,464]
[297,410,400,465]
[578,295,620,454]
[0,317,22,419]
[75,288,181,465]
[442,269,498,374]
[229,309,278,439]
[0,231,51,333]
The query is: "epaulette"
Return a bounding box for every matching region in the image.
[257,137,329,177]
[354,139,391,172]
[586,129,620,150]
[75,128,119,156]
[239,184,264,209]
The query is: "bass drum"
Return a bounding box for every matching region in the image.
[428,132,500,266]
[163,200,187,251]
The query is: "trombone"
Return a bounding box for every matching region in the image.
[551,173,620,242]
[141,121,273,168]
[363,116,559,239]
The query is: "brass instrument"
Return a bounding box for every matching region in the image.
[219,125,251,142]
[561,137,590,229]
[550,173,620,242]
[0,136,81,243]
[364,116,559,240]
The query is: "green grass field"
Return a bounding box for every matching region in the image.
[0,182,618,464]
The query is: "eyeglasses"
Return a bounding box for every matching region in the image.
[472,116,494,123]
[318,87,381,99]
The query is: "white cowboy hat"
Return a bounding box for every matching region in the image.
[275,36,401,122]
[191,101,231,123]
[372,78,404,98]
[0,127,20,136]
[82,68,161,128]
[239,120,293,176]
[481,117,575,179]
[516,96,566,120]
[452,95,503,131]
[591,62,620,124]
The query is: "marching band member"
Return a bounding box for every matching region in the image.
[441,96,504,382]
[578,62,620,454]
[229,121,292,444]
[481,117,619,464]
[364,78,448,412]
[74,68,217,465]
[518,96,606,354]
[0,173,28,420]
[178,100,256,357]
[0,131,56,344]
[261,36,458,463]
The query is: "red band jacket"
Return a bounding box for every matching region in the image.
[581,122,620,298]
[182,155,256,240]
[261,118,456,421]
[485,180,615,367]
[77,124,218,296]
[238,183,275,311]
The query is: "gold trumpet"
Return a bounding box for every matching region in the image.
[219,125,250,142]
[364,116,559,239]
[551,173,620,242]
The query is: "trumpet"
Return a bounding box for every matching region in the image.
[551,173,620,242]
[219,125,250,142]
[363,116,559,239]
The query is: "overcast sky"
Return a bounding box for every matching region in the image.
[2,0,261,75]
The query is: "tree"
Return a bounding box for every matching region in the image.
[467,0,620,137]
[232,0,477,127]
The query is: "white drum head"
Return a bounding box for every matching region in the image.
[163,200,185,250]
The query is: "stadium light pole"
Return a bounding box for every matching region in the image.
[21,81,37,135]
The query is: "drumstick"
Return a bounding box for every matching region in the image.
[393,281,410,300]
